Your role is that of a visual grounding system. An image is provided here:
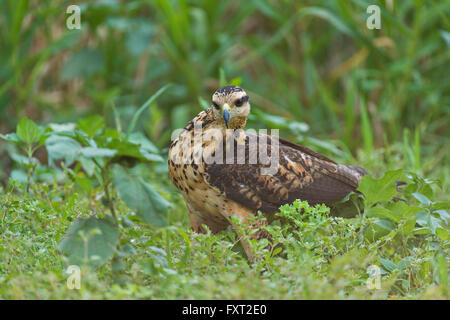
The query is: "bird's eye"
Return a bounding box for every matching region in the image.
[212,101,220,109]
[234,95,248,107]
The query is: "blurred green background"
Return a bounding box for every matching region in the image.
[0,0,449,195]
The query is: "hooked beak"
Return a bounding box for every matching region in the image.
[222,103,231,128]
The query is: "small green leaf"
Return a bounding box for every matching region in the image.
[111,255,126,273]
[117,243,137,257]
[412,192,432,206]
[364,218,395,241]
[229,77,242,86]
[77,115,105,138]
[120,216,135,228]
[416,211,443,235]
[59,216,119,267]
[17,118,41,144]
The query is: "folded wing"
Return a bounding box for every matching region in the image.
[205,133,366,213]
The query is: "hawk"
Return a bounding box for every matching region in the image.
[168,85,367,262]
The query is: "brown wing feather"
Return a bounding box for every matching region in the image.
[278,136,337,164]
[205,133,366,213]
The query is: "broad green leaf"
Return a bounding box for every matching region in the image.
[106,139,147,162]
[366,206,398,222]
[77,115,105,138]
[403,215,418,235]
[10,153,39,166]
[357,169,403,207]
[387,201,423,220]
[74,173,93,192]
[17,118,41,144]
[433,201,450,211]
[416,211,443,235]
[379,258,397,273]
[102,128,122,140]
[412,192,432,206]
[374,218,396,232]
[45,135,82,166]
[0,133,21,144]
[436,228,449,241]
[120,216,135,228]
[79,147,117,158]
[128,132,159,153]
[79,156,96,176]
[112,165,170,227]
[433,209,450,222]
[59,216,119,267]
[364,218,395,241]
[127,132,163,162]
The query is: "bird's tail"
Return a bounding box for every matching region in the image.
[346,165,368,177]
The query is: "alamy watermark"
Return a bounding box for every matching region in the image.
[170,126,280,176]
[366,265,381,290]
[366,5,381,30]
[66,5,81,30]
[66,265,81,290]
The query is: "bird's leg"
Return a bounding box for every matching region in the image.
[187,203,229,234]
[221,203,271,264]
[230,219,256,264]
[188,211,207,234]
[232,218,271,264]
[186,204,207,233]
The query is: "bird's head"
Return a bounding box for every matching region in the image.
[211,85,250,129]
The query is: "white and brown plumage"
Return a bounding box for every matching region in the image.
[168,86,366,262]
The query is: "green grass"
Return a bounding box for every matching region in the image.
[0,0,449,299]
[0,143,448,299]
